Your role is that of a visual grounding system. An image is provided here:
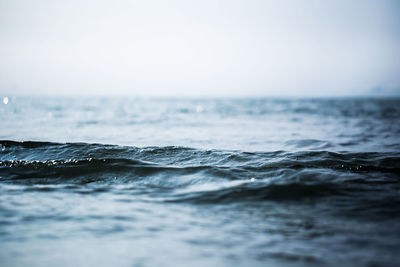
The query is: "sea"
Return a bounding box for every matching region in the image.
[0,96,399,266]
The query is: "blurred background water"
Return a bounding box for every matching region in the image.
[1,96,400,151]
[0,96,400,266]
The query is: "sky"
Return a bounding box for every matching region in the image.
[0,0,399,97]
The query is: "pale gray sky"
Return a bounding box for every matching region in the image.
[1,0,399,97]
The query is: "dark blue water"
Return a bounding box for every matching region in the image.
[1,97,400,266]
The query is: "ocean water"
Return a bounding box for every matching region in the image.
[0,96,399,266]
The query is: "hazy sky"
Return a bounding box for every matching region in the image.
[1,0,399,97]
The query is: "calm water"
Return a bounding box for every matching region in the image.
[1,97,400,266]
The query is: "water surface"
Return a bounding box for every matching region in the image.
[1,97,399,266]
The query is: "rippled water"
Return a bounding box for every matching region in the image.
[1,97,399,266]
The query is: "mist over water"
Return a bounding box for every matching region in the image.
[0,97,399,266]
[1,0,400,96]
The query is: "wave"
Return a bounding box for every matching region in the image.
[1,140,399,204]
